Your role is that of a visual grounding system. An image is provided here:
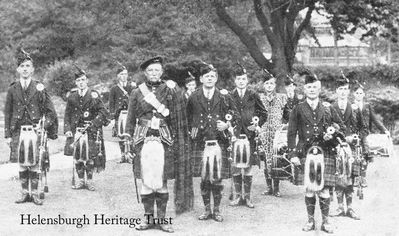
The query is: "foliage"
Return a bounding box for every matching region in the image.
[43,60,76,100]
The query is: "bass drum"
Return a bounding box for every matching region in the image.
[270,153,296,182]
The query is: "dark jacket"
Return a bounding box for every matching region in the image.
[108,83,134,120]
[4,80,58,139]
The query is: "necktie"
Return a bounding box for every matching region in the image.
[23,81,27,91]
[207,90,211,100]
[240,90,244,98]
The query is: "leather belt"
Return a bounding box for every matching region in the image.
[138,118,167,127]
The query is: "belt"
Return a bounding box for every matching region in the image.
[205,140,219,146]
[138,118,167,127]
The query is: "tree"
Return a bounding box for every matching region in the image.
[181,0,399,89]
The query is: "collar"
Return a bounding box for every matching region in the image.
[203,87,215,98]
[20,78,32,87]
[355,100,363,109]
[119,81,127,87]
[306,98,319,107]
[145,80,162,87]
[337,99,348,109]
[238,88,246,96]
[79,88,88,97]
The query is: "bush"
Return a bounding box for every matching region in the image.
[43,60,77,100]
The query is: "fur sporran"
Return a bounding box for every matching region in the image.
[140,136,165,190]
[201,140,222,183]
[232,135,251,169]
[73,128,89,162]
[18,125,39,167]
[304,146,324,192]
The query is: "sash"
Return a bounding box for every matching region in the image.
[138,83,169,117]
[117,84,129,97]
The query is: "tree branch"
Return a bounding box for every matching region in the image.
[293,3,315,44]
[214,1,273,69]
[253,0,277,47]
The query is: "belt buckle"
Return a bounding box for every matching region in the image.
[150,117,160,130]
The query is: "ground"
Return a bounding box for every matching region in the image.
[0,138,398,236]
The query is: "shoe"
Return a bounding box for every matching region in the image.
[72,179,85,190]
[302,220,315,232]
[244,198,254,208]
[229,197,242,207]
[274,191,281,197]
[15,193,30,204]
[212,212,223,222]
[86,181,96,191]
[198,211,212,220]
[31,194,43,205]
[361,178,368,188]
[321,221,334,234]
[136,220,154,230]
[346,208,360,220]
[158,224,174,233]
[333,207,346,217]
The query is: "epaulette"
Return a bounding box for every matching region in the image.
[66,88,78,98]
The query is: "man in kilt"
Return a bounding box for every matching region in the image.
[126,57,189,233]
[331,76,366,220]
[64,65,109,191]
[108,63,136,163]
[187,63,240,222]
[229,63,267,208]
[288,74,344,234]
[352,80,390,187]
[5,49,58,205]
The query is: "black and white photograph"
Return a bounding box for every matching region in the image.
[0,0,398,235]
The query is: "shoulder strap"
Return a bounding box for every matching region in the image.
[138,83,167,114]
[117,84,129,96]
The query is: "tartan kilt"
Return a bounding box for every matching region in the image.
[191,140,231,179]
[133,141,175,180]
[294,149,336,187]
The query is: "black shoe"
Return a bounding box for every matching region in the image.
[212,212,223,222]
[198,211,212,220]
[274,191,281,197]
[346,208,360,220]
[321,221,334,234]
[302,220,315,232]
[333,207,346,217]
[158,224,174,233]
[31,195,43,205]
[15,193,30,204]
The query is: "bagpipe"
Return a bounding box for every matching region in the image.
[37,116,50,199]
[18,116,50,199]
[352,134,365,200]
[271,124,297,183]
[334,128,355,189]
[121,132,139,203]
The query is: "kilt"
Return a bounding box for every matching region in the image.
[9,132,20,163]
[294,148,336,187]
[191,140,231,179]
[64,128,106,172]
[133,141,175,180]
[351,147,361,177]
